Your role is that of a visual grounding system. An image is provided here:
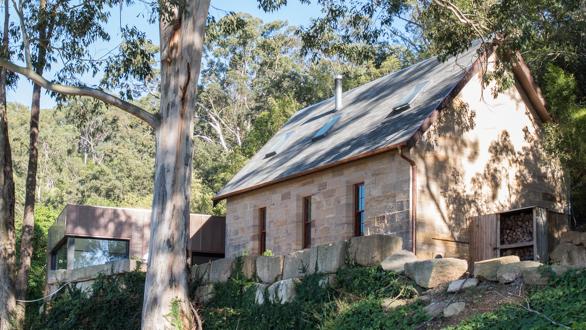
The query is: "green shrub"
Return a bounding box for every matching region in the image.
[34,269,145,330]
[336,265,418,299]
[200,264,426,330]
[450,270,586,329]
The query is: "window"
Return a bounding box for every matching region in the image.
[312,114,341,140]
[265,131,293,158]
[51,241,68,270]
[354,183,365,236]
[259,208,267,255]
[72,238,129,269]
[303,196,312,248]
[392,80,429,112]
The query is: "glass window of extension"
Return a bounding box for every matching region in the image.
[259,208,267,255]
[73,238,129,269]
[303,196,312,248]
[354,183,365,236]
[51,242,68,270]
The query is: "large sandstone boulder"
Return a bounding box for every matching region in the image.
[404,258,468,288]
[447,278,478,293]
[253,283,269,305]
[443,302,466,317]
[473,256,520,281]
[194,284,214,304]
[496,261,542,284]
[310,241,347,274]
[256,256,284,283]
[208,258,234,283]
[381,250,418,273]
[561,231,586,246]
[191,262,210,283]
[550,241,586,267]
[283,249,312,279]
[522,266,550,285]
[348,235,403,266]
[240,256,257,279]
[267,278,300,304]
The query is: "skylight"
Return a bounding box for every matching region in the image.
[265,131,293,159]
[392,80,429,112]
[312,114,341,140]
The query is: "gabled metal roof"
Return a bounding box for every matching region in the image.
[215,44,481,200]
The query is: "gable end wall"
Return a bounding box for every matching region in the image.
[412,63,566,259]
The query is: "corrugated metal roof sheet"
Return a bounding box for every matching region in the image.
[216,44,480,199]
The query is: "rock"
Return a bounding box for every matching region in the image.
[404,258,468,288]
[418,295,432,305]
[424,302,446,318]
[552,264,571,276]
[310,241,347,274]
[256,256,283,283]
[474,256,520,281]
[496,261,542,284]
[561,231,586,246]
[447,278,478,293]
[253,283,269,305]
[191,262,210,283]
[267,278,300,304]
[194,285,214,304]
[443,302,466,317]
[348,235,403,266]
[283,249,312,279]
[381,298,411,311]
[240,256,257,279]
[522,266,550,285]
[208,258,234,283]
[318,274,337,288]
[381,250,419,273]
[550,242,586,267]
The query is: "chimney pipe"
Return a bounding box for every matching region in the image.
[334,74,343,111]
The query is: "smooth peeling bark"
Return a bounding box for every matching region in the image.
[15,1,48,325]
[0,0,16,327]
[14,83,41,324]
[141,1,210,329]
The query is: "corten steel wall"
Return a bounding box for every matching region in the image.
[225,152,412,257]
[411,58,566,259]
[48,204,226,259]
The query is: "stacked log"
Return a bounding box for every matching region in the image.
[501,246,534,261]
[500,211,533,245]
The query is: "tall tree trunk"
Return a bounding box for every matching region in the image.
[14,83,42,325]
[141,1,210,329]
[0,0,16,327]
[15,1,47,326]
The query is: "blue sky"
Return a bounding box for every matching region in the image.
[7,0,320,108]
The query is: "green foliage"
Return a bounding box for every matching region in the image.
[335,265,418,299]
[450,270,586,329]
[165,298,185,330]
[200,264,426,330]
[541,65,586,221]
[33,270,145,330]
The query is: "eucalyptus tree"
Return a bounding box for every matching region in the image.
[0,0,208,328]
[0,0,15,327]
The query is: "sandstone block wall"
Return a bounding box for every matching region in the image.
[225,152,412,257]
[412,59,566,259]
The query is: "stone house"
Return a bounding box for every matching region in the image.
[213,44,566,260]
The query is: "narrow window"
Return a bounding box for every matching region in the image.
[354,183,365,236]
[303,196,312,248]
[259,207,267,255]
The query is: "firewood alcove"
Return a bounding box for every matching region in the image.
[469,206,568,264]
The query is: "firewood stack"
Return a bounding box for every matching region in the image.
[500,211,533,245]
[501,246,534,260]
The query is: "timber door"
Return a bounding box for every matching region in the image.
[469,213,498,263]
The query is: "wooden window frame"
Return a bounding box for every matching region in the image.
[302,196,312,248]
[354,182,365,236]
[259,207,267,255]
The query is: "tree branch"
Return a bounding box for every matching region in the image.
[12,0,32,68]
[0,59,160,128]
